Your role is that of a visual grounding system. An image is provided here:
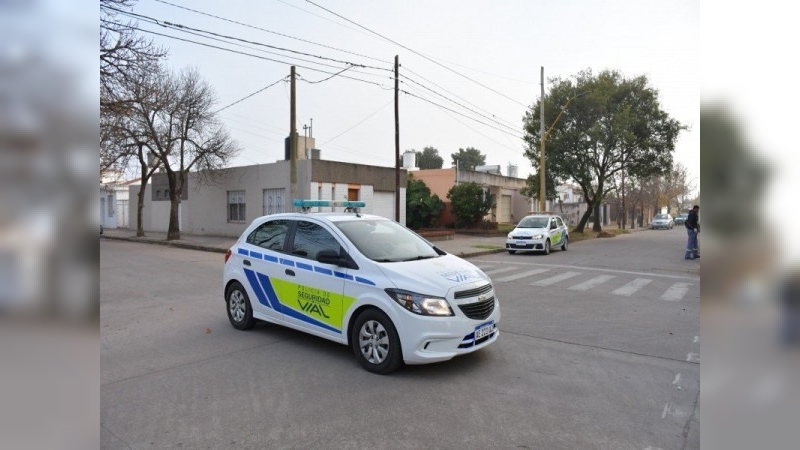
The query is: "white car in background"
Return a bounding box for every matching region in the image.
[505,214,569,255]
[650,214,674,229]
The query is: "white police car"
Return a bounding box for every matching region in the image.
[505,214,569,255]
[223,200,500,374]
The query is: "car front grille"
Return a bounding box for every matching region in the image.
[511,235,532,240]
[458,296,495,320]
[454,283,492,299]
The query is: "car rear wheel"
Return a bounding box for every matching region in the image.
[351,309,403,374]
[226,282,256,330]
[561,236,568,251]
[542,239,550,255]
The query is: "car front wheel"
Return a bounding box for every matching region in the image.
[542,239,550,255]
[351,309,403,374]
[226,281,256,330]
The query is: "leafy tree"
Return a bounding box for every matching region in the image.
[523,69,686,232]
[447,182,495,227]
[406,178,444,228]
[520,172,558,206]
[451,147,486,171]
[415,146,444,169]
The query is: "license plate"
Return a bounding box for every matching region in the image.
[474,321,494,340]
[516,240,527,245]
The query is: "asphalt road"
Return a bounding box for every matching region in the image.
[100,227,699,449]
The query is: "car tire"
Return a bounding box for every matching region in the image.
[351,308,403,375]
[561,236,568,251]
[226,281,256,330]
[508,250,516,255]
[542,239,550,255]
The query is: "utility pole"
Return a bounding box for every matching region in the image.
[290,66,297,208]
[394,55,400,222]
[539,66,546,212]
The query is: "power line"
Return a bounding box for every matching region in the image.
[125,25,393,90]
[403,66,522,129]
[401,89,525,140]
[212,76,288,114]
[320,100,393,146]
[153,0,391,65]
[105,4,392,73]
[303,0,528,108]
[400,75,520,135]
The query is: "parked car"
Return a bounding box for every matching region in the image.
[223,200,500,374]
[505,214,569,255]
[650,214,674,229]
[674,213,689,225]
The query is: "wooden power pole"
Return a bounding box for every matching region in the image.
[394,55,400,222]
[290,66,297,207]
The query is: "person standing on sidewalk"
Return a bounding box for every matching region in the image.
[684,205,700,260]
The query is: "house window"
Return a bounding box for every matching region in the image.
[228,190,246,222]
[107,195,114,217]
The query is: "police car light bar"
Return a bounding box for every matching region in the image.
[292,199,366,208]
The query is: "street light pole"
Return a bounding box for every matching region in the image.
[539,67,545,212]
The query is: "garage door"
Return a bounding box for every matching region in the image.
[499,195,512,223]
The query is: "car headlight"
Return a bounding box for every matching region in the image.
[532,234,544,240]
[507,233,513,239]
[385,289,454,316]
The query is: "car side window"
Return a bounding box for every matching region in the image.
[556,217,564,228]
[292,220,341,260]
[246,219,289,251]
[550,219,557,230]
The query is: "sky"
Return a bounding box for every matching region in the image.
[124,0,700,190]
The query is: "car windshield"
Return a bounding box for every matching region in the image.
[335,219,439,263]
[517,216,549,228]
[655,214,669,219]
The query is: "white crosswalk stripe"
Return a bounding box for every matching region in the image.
[569,274,616,291]
[493,269,550,283]
[612,278,652,296]
[482,266,518,275]
[531,271,581,286]
[660,282,691,301]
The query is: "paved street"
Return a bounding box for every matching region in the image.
[101,228,699,449]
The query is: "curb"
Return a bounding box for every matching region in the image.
[101,235,227,254]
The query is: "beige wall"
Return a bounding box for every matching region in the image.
[129,159,406,237]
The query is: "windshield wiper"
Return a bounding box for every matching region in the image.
[399,255,437,262]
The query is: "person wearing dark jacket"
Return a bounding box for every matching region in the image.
[684,205,700,259]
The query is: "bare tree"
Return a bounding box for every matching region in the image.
[100,0,165,116]
[142,68,240,240]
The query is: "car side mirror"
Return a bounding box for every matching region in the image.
[316,249,358,269]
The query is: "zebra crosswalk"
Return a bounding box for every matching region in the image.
[476,264,698,302]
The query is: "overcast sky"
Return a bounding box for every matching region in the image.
[128,0,699,188]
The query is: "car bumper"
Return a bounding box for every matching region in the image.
[505,239,545,251]
[397,304,501,365]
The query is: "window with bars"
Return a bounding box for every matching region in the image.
[227,190,246,222]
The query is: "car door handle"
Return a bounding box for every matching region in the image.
[243,259,251,266]
[285,269,295,276]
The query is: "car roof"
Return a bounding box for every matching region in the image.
[252,212,390,223]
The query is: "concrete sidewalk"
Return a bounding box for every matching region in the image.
[100,227,508,258]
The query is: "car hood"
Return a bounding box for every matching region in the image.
[509,227,548,237]
[375,254,490,297]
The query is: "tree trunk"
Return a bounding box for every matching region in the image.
[167,194,180,240]
[136,180,147,237]
[592,202,602,232]
[575,205,593,233]
[166,170,181,240]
